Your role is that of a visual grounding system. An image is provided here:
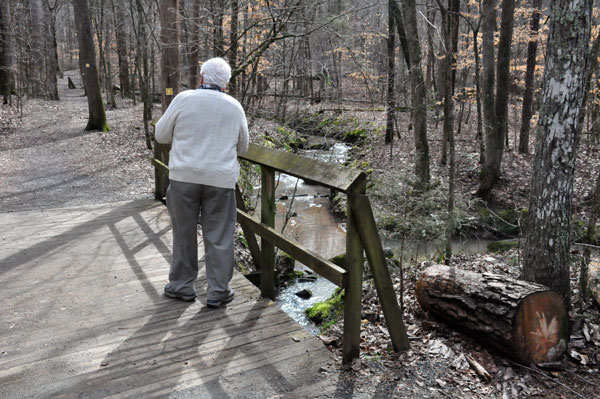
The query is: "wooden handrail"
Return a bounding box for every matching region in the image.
[151,142,408,364]
[240,143,367,194]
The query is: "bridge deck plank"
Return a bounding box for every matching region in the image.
[0,199,334,398]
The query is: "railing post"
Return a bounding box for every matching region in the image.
[343,182,366,364]
[260,166,276,299]
[153,141,170,202]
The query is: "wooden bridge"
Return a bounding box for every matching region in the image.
[1,142,409,398]
[0,199,336,398]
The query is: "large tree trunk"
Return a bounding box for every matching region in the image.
[0,0,12,104]
[157,0,181,200]
[403,0,430,191]
[417,265,569,364]
[112,0,131,98]
[518,0,542,154]
[522,0,592,301]
[73,0,109,131]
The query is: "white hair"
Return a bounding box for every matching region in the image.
[200,58,231,89]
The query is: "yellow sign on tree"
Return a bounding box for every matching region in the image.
[166,88,173,96]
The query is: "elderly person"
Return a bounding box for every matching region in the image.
[155,58,249,308]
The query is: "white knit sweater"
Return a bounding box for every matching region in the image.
[155,89,249,189]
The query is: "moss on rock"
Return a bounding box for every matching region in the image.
[304,287,345,326]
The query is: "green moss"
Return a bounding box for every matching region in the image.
[304,287,345,326]
[487,239,520,253]
[329,253,346,268]
[343,128,367,143]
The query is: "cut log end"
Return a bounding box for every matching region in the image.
[514,291,569,364]
[416,264,569,364]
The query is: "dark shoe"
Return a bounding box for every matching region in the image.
[206,291,234,308]
[164,288,197,302]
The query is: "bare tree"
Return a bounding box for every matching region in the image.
[522,0,592,301]
[188,0,200,89]
[478,0,515,199]
[156,0,181,200]
[385,1,396,147]
[112,0,131,98]
[518,0,542,154]
[0,0,13,104]
[29,0,44,98]
[42,0,59,100]
[402,0,430,191]
[73,0,109,131]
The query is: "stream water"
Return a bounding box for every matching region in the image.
[267,139,504,335]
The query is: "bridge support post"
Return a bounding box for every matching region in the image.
[260,166,276,299]
[343,182,366,364]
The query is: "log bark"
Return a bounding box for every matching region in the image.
[416,265,569,364]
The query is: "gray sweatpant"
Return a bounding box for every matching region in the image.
[165,180,236,301]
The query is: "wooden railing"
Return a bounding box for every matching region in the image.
[152,143,409,363]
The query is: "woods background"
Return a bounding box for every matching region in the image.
[1,0,600,301]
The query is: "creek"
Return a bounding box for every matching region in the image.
[261,138,506,335]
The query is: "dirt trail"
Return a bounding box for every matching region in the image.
[0,71,154,212]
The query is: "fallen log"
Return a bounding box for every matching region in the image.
[416,264,569,364]
[588,258,600,307]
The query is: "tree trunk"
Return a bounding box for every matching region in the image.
[522,0,592,301]
[389,0,411,69]
[479,0,515,198]
[518,0,542,154]
[103,3,117,109]
[385,1,396,145]
[477,0,496,195]
[228,0,239,96]
[211,0,225,57]
[472,20,484,164]
[157,0,180,200]
[188,0,200,89]
[112,0,131,98]
[403,0,430,191]
[439,1,459,166]
[29,0,44,98]
[73,0,109,131]
[0,0,12,104]
[494,0,515,152]
[42,0,59,100]
[417,265,569,364]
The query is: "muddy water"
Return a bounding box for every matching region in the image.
[268,141,350,334]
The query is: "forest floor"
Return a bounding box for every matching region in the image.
[1,75,599,398]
